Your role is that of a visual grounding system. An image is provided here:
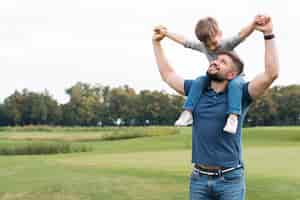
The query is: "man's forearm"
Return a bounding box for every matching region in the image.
[248,36,279,98]
[152,40,185,95]
[165,32,186,45]
[153,41,174,81]
[264,38,279,80]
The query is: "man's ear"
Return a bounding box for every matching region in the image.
[227,71,238,80]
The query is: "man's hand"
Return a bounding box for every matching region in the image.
[152,25,166,42]
[154,25,167,36]
[254,15,273,35]
[152,32,165,42]
[254,15,270,25]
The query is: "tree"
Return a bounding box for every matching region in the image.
[3,91,24,125]
[3,89,61,125]
[62,82,104,126]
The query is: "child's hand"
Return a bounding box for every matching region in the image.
[254,15,270,26]
[152,30,165,42]
[154,25,167,36]
[255,16,273,35]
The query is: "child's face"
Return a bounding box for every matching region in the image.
[208,29,222,50]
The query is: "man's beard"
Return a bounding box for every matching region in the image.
[206,71,226,82]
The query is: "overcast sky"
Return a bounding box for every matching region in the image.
[0,0,299,103]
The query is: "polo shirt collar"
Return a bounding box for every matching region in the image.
[206,84,227,95]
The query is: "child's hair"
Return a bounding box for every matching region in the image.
[195,17,220,45]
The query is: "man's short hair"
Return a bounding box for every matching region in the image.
[217,51,244,75]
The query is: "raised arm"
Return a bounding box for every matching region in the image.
[223,16,258,50]
[154,25,186,45]
[154,25,206,52]
[165,31,186,45]
[248,16,279,99]
[238,17,256,40]
[152,30,185,95]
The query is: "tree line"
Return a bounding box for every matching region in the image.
[246,85,300,126]
[0,82,299,126]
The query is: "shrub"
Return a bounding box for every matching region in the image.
[0,126,180,142]
[0,142,92,155]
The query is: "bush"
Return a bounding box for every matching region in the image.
[0,126,180,142]
[101,127,179,141]
[0,126,115,133]
[0,142,92,155]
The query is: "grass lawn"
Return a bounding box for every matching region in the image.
[0,126,299,200]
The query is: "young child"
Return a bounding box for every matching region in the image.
[155,16,260,134]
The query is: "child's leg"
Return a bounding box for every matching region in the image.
[224,75,245,133]
[175,75,209,126]
[227,75,245,116]
[183,75,210,111]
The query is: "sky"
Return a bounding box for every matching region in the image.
[0,0,299,103]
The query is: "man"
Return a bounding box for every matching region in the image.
[152,16,279,200]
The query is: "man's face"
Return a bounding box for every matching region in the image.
[206,54,237,82]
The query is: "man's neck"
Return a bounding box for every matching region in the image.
[210,80,228,93]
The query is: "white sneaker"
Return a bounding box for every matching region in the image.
[223,116,238,134]
[174,110,193,126]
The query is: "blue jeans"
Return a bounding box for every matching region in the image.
[190,168,245,200]
[183,75,245,116]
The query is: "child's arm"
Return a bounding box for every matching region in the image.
[154,26,185,44]
[238,20,256,41]
[166,30,206,52]
[239,15,270,40]
[179,35,206,53]
[165,31,186,45]
[154,26,206,52]
[222,17,257,50]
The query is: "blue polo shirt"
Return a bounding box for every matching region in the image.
[184,80,253,168]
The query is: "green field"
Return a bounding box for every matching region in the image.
[0,127,300,200]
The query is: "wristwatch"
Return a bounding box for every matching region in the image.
[264,34,275,40]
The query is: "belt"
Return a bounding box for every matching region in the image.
[194,164,243,176]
